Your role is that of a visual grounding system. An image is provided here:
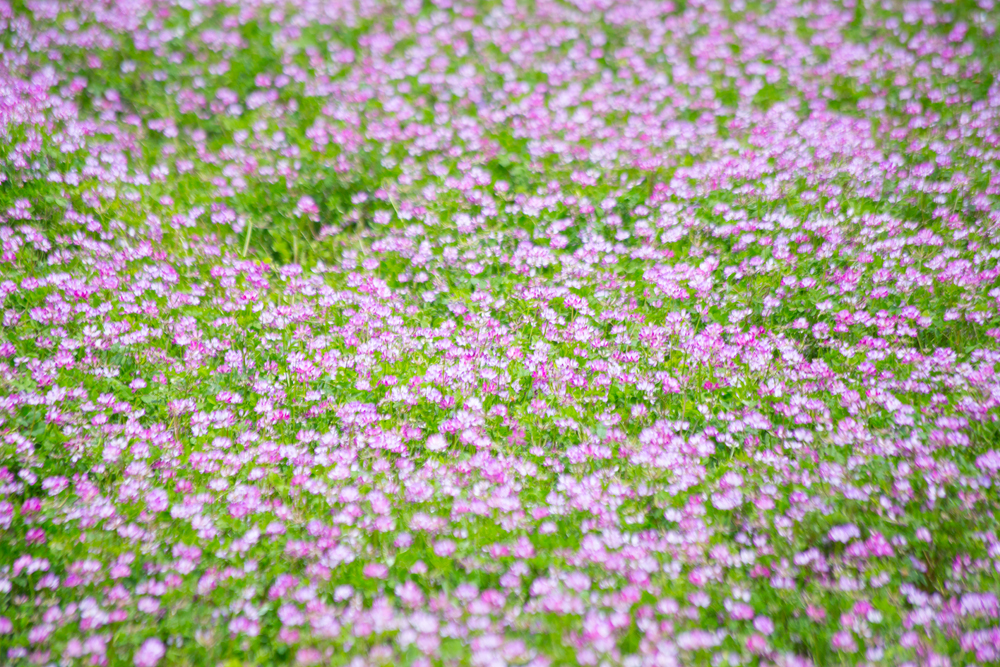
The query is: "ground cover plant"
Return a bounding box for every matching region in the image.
[2,0,1000,664]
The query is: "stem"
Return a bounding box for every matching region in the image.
[242,219,253,257]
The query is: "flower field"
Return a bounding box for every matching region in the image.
[2,0,1000,664]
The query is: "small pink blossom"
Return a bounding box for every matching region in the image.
[295,196,320,221]
[134,638,166,667]
[363,563,389,579]
[433,539,456,557]
[746,634,767,653]
[753,616,774,635]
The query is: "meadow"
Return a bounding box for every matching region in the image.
[2,0,1000,665]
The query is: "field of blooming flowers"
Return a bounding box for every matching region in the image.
[3,0,1000,665]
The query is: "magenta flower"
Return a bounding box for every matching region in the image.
[295,196,320,221]
[363,563,389,579]
[746,634,767,654]
[976,450,1000,473]
[134,638,166,667]
[753,616,774,636]
[831,631,857,653]
[433,540,456,557]
[828,524,861,543]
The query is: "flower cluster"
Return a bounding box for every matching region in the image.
[2,0,1000,666]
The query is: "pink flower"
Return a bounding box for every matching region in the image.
[295,196,320,221]
[363,563,388,579]
[806,605,827,622]
[134,638,166,667]
[137,597,161,614]
[753,616,774,635]
[426,434,447,452]
[433,539,456,557]
[976,450,1000,473]
[746,634,767,653]
[296,648,323,665]
[865,532,894,557]
[278,628,300,643]
[831,631,857,653]
[711,488,743,510]
[828,524,860,543]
